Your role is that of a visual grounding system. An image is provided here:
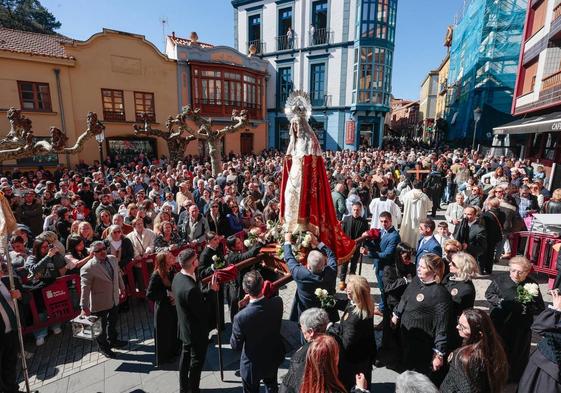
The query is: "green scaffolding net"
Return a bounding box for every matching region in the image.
[445,0,527,143]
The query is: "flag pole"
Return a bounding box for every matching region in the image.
[0,192,31,393]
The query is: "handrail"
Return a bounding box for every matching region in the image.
[541,69,561,90]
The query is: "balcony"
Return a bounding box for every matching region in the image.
[311,94,332,107]
[542,69,561,90]
[276,34,296,51]
[309,28,332,47]
[247,39,264,54]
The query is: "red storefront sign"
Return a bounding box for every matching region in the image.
[345,120,356,145]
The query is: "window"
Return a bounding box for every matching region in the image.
[278,7,293,50]
[359,0,396,41]
[312,1,328,29]
[18,81,51,112]
[191,65,264,119]
[248,14,262,53]
[101,89,125,122]
[311,1,329,45]
[278,7,292,36]
[134,92,155,123]
[521,60,538,95]
[278,67,293,107]
[353,47,391,105]
[310,63,326,106]
[527,0,547,39]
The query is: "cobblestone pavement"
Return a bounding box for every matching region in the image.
[16,211,554,393]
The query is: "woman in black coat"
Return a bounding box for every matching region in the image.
[518,290,561,393]
[441,308,508,393]
[379,243,416,367]
[327,275,376,392]
[146,252,180,366]
[392,253,452,381]
[442,252,478,352]
[485,256,545,383]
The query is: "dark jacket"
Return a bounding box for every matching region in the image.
[415,235,442,265]
[341,215,369,240]
[285,242,338,322]
[365,226,401,270]
[171,272,211,345]
[230,296,285,382]
[15,200,43,236]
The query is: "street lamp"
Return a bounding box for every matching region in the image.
[472,107,482,152]
[95,130,105,164]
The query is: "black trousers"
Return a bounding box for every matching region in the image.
[93,305,119,349]
[242,369,278,393]
[179,341,207,393]
[338,249,362,281]
[0,330,19,393]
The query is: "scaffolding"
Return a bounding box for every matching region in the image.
[445,0,527,143]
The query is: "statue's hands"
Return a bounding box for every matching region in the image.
[284,232,293,244]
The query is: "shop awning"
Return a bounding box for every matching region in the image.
[493,111,561,135]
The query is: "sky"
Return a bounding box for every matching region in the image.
[42,0,464,100]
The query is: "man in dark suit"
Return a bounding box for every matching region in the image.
[284,232,338,322]
[481,198,505,275]
[338,202,370,290]
[230,270,285,393]
[205,202,229,236]
[225,235,265,320]
[514,185,540,219]
[197,231,225,330]
[423,165,445,217]
[415,217,442,266]
[172,249,219,393]
[362,211,400,314]
[460,206,488,273]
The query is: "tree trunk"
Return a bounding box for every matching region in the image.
[167,139,185,163]
[208,139,222,177]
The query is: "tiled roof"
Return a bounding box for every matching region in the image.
[168,34,214,49]
[0,27,74,59]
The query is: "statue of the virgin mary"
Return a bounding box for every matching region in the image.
[279,91,355,262]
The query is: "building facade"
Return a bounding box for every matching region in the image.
[445,0,527,144]
[435,53,450,120]
[0,28,179,167]
[165,33,269,156]
[419,71,438,140]
[389,99,419,139]
[232,0,398,150]
[493,0,561,165]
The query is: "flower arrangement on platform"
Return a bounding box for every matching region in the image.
[212,254,225,270]
[244,227,263,248]
[275,230,313,261]
[516,283,539,304]
[315,288,335,309]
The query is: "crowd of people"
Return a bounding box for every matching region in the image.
[0,145,560,393]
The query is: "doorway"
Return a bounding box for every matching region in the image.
[240,133,254,155]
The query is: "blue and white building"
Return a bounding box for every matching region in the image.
[232,0,398,150]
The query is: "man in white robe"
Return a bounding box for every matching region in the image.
[399,181,433,247]
[369,188,401,229]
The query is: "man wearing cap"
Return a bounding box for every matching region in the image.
[80,241,127,358]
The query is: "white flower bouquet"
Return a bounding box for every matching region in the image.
[315,287,336,309]
[516,283,539,304]
[212,254,225,270]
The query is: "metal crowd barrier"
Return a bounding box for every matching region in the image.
[509,231,561,286]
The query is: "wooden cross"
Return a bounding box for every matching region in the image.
[407,167,430,181]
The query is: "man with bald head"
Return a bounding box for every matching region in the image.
[283,232,339,323]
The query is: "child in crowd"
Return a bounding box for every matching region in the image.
[435,221,452,248]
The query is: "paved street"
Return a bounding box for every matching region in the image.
[16,211,554,393]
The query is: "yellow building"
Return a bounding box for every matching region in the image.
[435,53,450,120]
[0,28,179,167]
[0,27,269,168]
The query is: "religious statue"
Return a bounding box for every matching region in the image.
[279,91,355,262]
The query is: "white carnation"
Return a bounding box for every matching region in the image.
[212,255,219,262]
[243,239,252,248]
[314,288,323,297]
[321,289,328,297]
[524,283,539,297]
